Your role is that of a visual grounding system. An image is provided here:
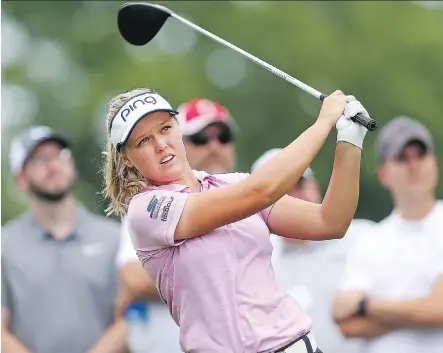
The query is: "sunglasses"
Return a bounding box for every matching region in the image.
[27,148,72,166]
[188,128,234,146]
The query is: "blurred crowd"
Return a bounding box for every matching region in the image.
[1,96,442,353]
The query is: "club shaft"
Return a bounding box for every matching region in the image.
[170,12,323,99]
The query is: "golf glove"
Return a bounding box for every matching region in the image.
[336,95,370,149]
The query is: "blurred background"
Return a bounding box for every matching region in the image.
[2,0,443,223]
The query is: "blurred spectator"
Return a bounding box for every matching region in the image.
[116,98,237,352]
[333,116,443,353]
[179,98,237,174]
[1,126,126,353]
[252,149,374,353]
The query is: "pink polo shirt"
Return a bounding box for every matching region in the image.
[127,171,312,353]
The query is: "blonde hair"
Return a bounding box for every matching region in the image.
[101,87,155,217]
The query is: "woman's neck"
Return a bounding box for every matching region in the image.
[180,167,202,192]
[152,166,202,192]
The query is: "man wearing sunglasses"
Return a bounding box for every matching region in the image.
[177,98,237,174]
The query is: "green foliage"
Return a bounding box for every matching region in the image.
[2,1,442,224]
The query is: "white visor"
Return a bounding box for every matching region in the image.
[110,92,178,150]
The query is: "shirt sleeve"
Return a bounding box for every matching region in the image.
[127,190,190,253]
[259,203,276,225]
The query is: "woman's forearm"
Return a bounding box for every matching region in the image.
[321,141,361,236]
[249,121,333,205]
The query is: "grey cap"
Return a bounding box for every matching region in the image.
[251,148,314,179]
[376,116,434,163]
[9,125,70,173]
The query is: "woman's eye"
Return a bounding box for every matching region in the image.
[139,137,149,146]
[161,125,171,133]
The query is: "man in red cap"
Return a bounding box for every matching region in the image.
[176,98,237,174]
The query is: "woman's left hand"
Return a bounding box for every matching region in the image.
[336,95,370,150]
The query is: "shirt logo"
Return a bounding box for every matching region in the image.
[147,195,166,219]
[161,196,174,221]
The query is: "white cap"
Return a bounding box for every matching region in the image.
[251,148,314,179]
[9,125,70,174]
[110,91,178,151]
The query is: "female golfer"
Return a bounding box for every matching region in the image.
[102,88,369,353]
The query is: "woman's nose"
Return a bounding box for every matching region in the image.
[154,137,168,153]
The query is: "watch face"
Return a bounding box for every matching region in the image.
[357,297,368,316]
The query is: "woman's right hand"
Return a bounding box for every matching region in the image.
[316,90,347,128]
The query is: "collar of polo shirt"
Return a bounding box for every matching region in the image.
[110,92,179,151]
[28,204,90,241]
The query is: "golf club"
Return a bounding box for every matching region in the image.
[117,2,377,131]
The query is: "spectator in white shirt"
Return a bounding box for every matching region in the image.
[252,149,375,353]
[333,116,443,353]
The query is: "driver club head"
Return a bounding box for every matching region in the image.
[118,2,172,46]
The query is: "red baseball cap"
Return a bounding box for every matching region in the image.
[176,98,238,136]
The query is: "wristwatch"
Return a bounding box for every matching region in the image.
[356,297,368,316]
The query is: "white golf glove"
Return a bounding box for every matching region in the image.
[336,95,370,149]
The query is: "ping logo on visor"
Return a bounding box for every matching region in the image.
[109,91,178,150]
[119,95,158,122]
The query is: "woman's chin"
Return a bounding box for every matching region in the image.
[151,165,184,185]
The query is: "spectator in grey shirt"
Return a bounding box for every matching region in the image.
[252,149,375,353]
[1,126,127,353]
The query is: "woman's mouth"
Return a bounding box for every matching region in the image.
[160,155,175,165]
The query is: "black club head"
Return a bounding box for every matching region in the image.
[118,2,172,46]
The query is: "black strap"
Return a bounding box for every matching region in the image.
[273,333,315,353]
[301,335,314,353]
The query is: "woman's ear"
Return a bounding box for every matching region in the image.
[121,153,134,169]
